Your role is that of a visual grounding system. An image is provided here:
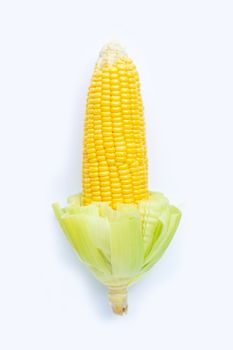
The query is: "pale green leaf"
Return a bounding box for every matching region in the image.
[61,214,111,275]
[143,206,181,271]
[110,214,144,278]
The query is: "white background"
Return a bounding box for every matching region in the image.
[0,0,232,349]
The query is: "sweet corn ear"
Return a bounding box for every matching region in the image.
[53,43,182,315]
[82,42,148,209]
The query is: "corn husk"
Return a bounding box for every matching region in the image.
[53,192,181,314]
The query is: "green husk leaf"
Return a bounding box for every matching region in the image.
[144,219,163,258]
[52,203,71,242]
[61,214,111,275]
[110,214,144,278]
[143,206,181,271]
[139,192,168,254]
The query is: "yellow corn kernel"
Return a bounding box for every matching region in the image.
[82,43,148,208]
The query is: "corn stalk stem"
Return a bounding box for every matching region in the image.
[108,285,128,315]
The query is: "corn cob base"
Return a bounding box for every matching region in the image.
[53,192,181,315]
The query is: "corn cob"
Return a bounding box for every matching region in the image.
[53,43,181,316]
[82,43,148,208]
